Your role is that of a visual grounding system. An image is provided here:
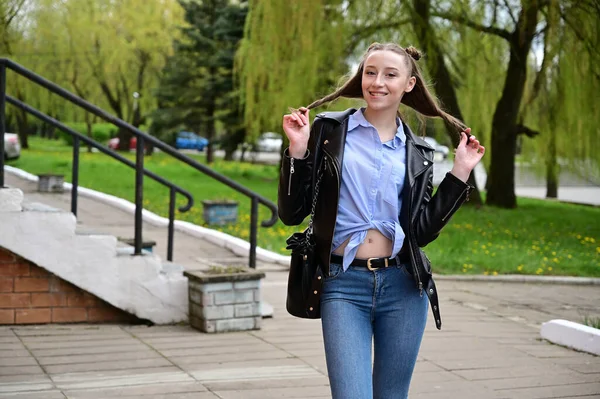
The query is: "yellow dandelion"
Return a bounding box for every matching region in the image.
[517,265,523,271]
[568,254,573,259]
[492,271,498,276]
[536,268,544,274]
[547,267,553,271]
[483,271,489,275]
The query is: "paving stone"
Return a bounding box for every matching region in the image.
[13,326,123,337]
[37,350,163,366]
[0,365,44,376]
[481,372,600,390]
[44,357,173,374]
[20,333,128,344]
[0,375,54,394]
[497,382,600,398]
[203,375,330,391]
[62,382,209,399]
[51,367,194,390]
[213,386,331,399]
[143,336,261,350]
[31,343,149,357]
[189,362,322,383]
[168,349,292,366]
[0,390,66,398]
[0,349,34,359]
[159,342,275,358]
[0,356,39,367]
[25,338,140,350]
[454,364,573,380]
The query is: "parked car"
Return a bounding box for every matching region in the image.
[108,136,137,150]
[175,131,209,151]
[256,132,282,153]
[423,136,450,159]
[4,133,21,160]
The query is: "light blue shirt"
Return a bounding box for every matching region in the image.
[331,108,407,271]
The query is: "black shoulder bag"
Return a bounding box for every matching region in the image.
[284,161,325,319]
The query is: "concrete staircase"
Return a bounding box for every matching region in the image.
[0,188,188,324]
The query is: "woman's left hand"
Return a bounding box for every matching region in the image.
[450,128,486,182]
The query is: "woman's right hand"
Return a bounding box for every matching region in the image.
[283,107,310,158]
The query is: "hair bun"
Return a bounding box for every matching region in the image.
[405,46,422,61]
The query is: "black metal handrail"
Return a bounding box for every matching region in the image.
[0,58,278,268]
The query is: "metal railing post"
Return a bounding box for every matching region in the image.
[71,136,80,216]
[134,136,144,255]
[167,188,176,261]
[0,64,6,188]
[249,196,258,269]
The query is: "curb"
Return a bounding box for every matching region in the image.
[4,165,291,267]
[540,319,600,356]
[434,274,600,285]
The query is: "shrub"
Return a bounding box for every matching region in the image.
[58,123,118,146]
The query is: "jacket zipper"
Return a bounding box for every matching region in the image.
[323,150,341,269]
[287,157,295,196]
[408,193,424,297]
[441,185,470,222]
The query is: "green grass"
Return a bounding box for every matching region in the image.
[582,316,600,329]
[8,136,600,277]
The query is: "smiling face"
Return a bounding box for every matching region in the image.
[361,50,416,113]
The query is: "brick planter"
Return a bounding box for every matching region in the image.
[184,268,265,333]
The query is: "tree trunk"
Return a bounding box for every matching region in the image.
[546,127,558,198]
[411,0,483,205]
[486,3,539,208]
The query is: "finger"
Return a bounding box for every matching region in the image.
[298,111,309,125]
[290,113,304,126]
[459,131,467,146]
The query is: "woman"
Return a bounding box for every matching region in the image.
[278,43,485,399]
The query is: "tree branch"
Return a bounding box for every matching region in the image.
[515,124,540,138]
[431,10,512,41]
[346,18,412,53]
[501,0,518,25]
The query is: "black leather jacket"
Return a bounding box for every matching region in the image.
[278,108,472,329]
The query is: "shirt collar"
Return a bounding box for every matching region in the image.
[348,108,406,146]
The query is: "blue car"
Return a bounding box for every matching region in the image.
[175,131,209,151]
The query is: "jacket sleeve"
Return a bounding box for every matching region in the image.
[277,119,322,226]
[414,172,472,247]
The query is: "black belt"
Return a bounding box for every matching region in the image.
[330,253,399,270]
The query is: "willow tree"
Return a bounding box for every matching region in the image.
[236,0,347,140]
[522,4,600,196]
[432,0,600,208]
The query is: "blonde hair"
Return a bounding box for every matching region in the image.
[306,42,466,134]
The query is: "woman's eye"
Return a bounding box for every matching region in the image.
[366,71,375,75]
[387,73,396,77]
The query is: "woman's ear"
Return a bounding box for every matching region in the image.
[405,76,417,93]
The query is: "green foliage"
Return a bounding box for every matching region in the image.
[57,123,118,146]
[236,0,348,138]
[152,0,248,154]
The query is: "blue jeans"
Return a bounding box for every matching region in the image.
[321,261,428,399]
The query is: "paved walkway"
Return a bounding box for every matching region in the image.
[1,173,599,398]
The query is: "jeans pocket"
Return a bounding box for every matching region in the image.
[324,262,343,282]
[396,263,412,278]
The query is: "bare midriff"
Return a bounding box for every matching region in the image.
[332,229,393,259]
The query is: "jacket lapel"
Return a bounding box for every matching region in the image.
[403,122,433,188]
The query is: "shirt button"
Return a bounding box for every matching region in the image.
[371,189,376,194]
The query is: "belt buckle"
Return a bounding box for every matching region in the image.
[367,257,389,271]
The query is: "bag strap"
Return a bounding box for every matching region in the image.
[305,164,323,241]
